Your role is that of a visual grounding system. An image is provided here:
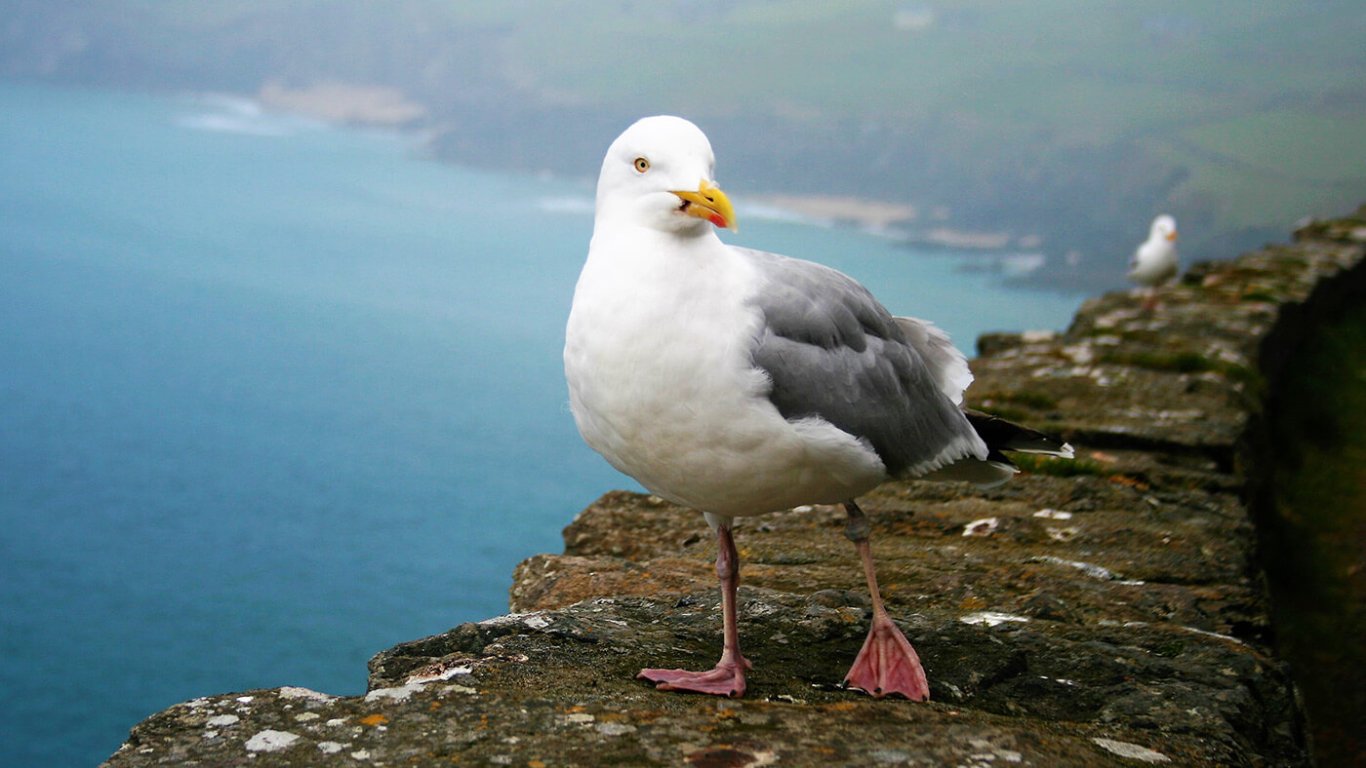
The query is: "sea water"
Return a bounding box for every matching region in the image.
[0,81,1081,767]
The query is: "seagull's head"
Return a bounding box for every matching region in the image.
[1150,214,1178,243]
[595,115,737,236]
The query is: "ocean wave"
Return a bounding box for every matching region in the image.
[1000,252,1047,276]
[175,92,324,137]
[740,201,834,227]
[535,195,595,215]
[955,252,1049,278]
[192,92,263,117]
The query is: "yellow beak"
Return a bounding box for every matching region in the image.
[1167,230,1179,242]
[672,180,738,231]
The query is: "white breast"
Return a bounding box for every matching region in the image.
[1129,239,1178,286]
[564,229,885,516]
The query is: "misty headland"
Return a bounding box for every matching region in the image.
[5,1,1365,293]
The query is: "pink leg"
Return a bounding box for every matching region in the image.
[842,502,930,701]
[638,522,751,697]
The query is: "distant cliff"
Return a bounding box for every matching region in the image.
[102,207,1364,766]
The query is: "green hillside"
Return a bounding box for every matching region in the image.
[4,0,1363,288]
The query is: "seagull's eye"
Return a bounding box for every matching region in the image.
[633,157,650,173]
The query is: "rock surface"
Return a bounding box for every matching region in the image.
[104,207,1365,767]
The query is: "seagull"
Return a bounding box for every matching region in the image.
[564,115,1072,700]
[1127,214,1179,309]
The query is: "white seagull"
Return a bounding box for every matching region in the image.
[564,116,1072,700]
[1127,214,1179,309]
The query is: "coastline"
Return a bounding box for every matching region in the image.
[749,193,919,230]
[750,192,1036,252]
[247,84,1036,255]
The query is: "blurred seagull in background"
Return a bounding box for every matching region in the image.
[564,115,1072,700]
[1127,214,1179,309]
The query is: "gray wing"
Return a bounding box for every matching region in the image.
[740,247,987,477]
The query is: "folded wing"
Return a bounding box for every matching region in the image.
[742,247,988,478]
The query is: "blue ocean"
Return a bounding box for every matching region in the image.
[0,81,1082,767]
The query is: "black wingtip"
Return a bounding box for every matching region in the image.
[964,409,1071,458]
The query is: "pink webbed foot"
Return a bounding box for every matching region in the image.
[843,612,930,701]
[640,521,753,697]
[639,654,751,698]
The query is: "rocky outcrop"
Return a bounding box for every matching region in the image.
[103,207,1365,767]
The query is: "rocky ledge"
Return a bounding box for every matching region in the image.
[104,207,1365,767]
